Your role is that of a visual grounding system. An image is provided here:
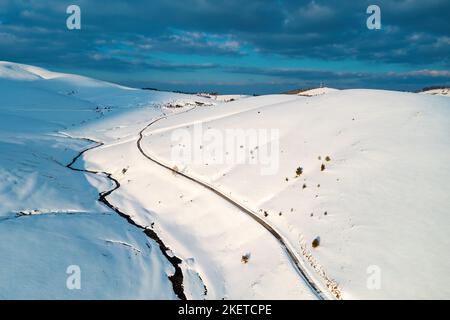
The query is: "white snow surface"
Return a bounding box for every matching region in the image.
[1,61,449,299]
[140,89,450,299]
[0,61,195,299]
[297,87,339,96]
[419,87,450,97]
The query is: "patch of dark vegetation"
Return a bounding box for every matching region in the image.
[416,85,450,93]
[312,236,321,248]
[296,167,303,177]
[321,164,326,171]
[241,253,251,264]
[172,104,185,108]
[282,87,314,95]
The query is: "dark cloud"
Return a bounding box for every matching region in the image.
[0,0,448,93]
[225,66,450,90]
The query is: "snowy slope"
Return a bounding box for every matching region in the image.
[0,212,177,299]
[419,87,450,97]
[1,61,314,300]
[69,98,321,300]
[1,61,449,300]
[297,87,339,96]
[0,61,203,299]
[197,93,250,102]
[137,89,450,299]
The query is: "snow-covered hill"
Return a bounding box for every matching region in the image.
[132,90,450,299]
[419,87,450,97]
[1,61,449,299]
[0,61,204,299]
[297,87,339,96]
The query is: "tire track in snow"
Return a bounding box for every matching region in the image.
[66,137,187,300]
[137,109,334,300]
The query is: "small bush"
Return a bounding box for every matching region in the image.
[241,253,251,264]
[325,156,331,162]
[296,167,303,176]
[312,236,321,248]
[321,164,326,171]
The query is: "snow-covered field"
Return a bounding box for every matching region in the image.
[1,61,449,299]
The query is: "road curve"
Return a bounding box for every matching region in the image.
[137,109,334,300]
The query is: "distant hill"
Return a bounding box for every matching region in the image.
[284,87,339,96]
[418,86,450,97]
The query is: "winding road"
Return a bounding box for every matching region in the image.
[136,108,334,300]
[66,105,335,300]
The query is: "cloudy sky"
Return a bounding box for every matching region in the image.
[0,0,449,94]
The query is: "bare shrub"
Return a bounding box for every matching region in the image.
[312,236,321,248]
[241,253,251,264]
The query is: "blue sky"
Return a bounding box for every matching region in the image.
[0,0,449,94]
